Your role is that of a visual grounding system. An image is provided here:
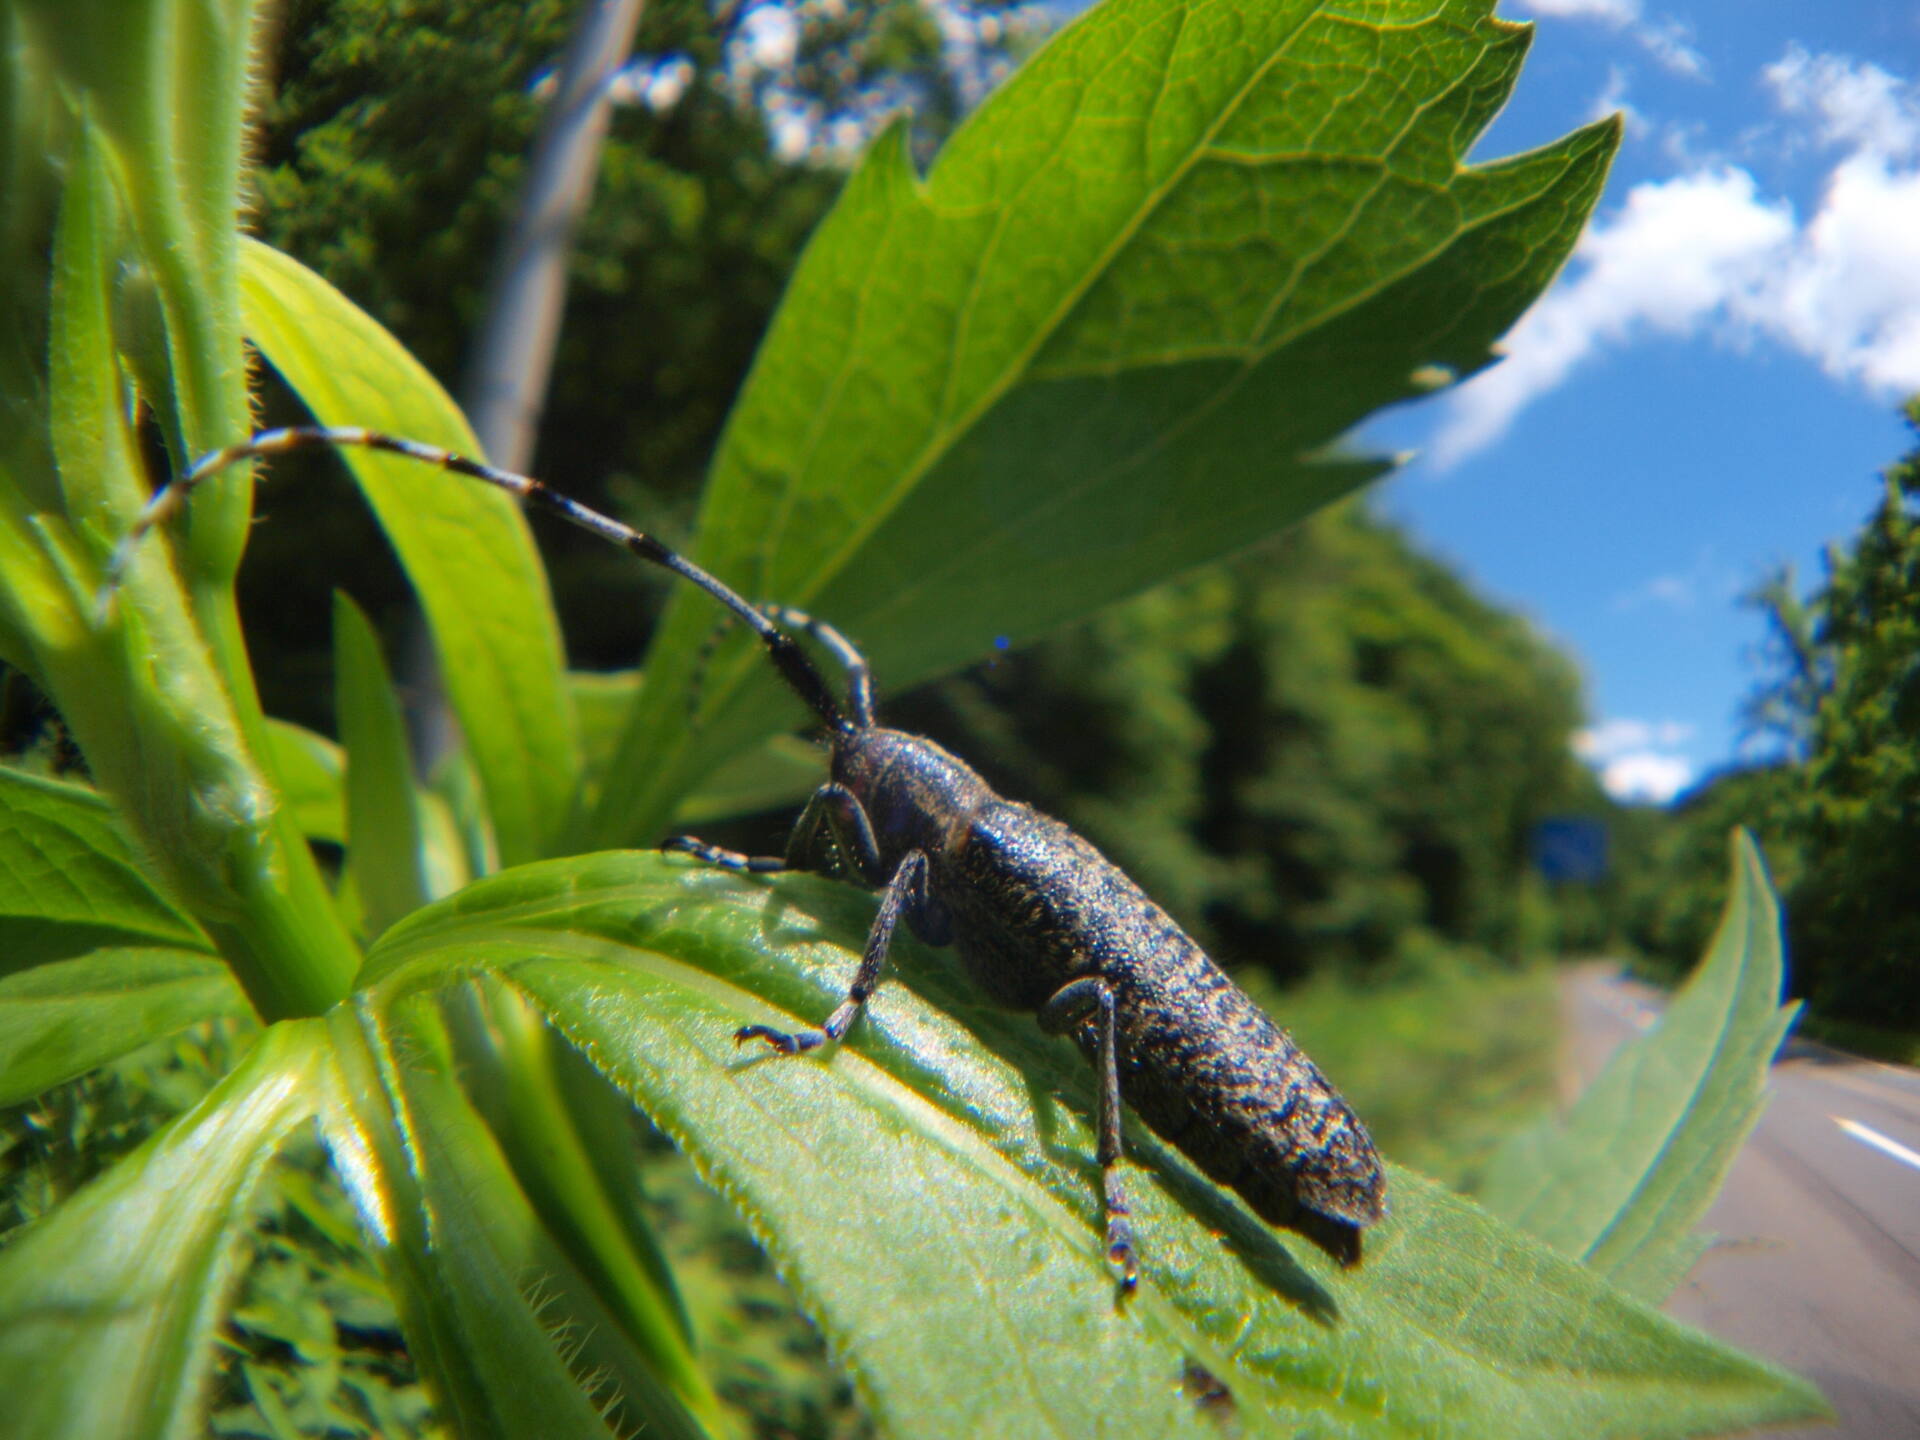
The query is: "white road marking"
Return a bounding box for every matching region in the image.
[1835,1116,1920,1174]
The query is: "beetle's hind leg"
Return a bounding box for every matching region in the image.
[1040,976,1139,1291]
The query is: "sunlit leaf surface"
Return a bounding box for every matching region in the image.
[363,854,1825,1439]
[239,238,578,867]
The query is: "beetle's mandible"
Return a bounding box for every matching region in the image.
[111,427,1387,1286]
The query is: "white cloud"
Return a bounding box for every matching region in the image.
[1431,170,1793,467]
[1574,719,1696,802]
[1609,548,1741,613]
[1615,572,1695,611]
[1765,45,1919,157]
[1517,0,1639,21]
[1748,151,1920,390]
[1508,0,1706,78]
[1637,18,1706,80]
[1430,47,1920,468]
[1590,65,1643,132]
[1596,751,1695,803]
[1574,717,1694,759]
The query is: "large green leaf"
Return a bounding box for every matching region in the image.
[586,0,1621,846]
[1478,831,1802,1304]
[0,1019,328,1440]
[0,765,210,973]
[0,947,247,1107]
[363,854,1823,1439]
[237,237,579,868]
[569,670,820,827]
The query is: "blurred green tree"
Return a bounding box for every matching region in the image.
[1627,399,1920,1029]
[890,501,1598,983]
[1764,400,1920,1026]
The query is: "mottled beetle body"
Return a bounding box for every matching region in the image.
[114,427,1387,1286]
[826,724,1385,1266]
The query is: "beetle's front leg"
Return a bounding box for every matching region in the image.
[663,780,886,880]
[1039,975,1139,1291]
[736,850,930,1055]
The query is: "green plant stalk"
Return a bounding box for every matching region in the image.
[14,1,362,1019]
[21,571,357,1021]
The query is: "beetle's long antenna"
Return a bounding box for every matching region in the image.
[758,604,874,729]
[99,426,851,733]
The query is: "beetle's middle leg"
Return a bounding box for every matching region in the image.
[737,849,930,1054]
[1039,976,1139,1290]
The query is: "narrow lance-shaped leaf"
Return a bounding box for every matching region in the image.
[238,237,579,868]
[265,717,345,846]
[17,0,258,576]
[267,715,471,901]
[334,591,431,937]
[0,1018,330,1440]
[1478,830,1803,1304]
[364,854,1826,1440]
[588,0,1621,847]
[568,670,820,826]
[442,983,723,1433]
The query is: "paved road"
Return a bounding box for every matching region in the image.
[1563,965,1920,1439]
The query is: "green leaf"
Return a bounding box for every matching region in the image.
[365,854,1824,1439]
[265,718,345,846]
[1478,831,1803,1304]
[570,670,820,827]
[325,992,718,1440]
[673,734,824,827]
[0,947,248,1107]
[0,765,211,973]
[333,591,430,936]
[444,983,723,1431]
[238,236,579,868]
[0,1018,328,1440]
[587,0,1621,846]
[267,715,470,901]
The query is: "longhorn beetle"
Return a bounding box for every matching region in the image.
[107,426,1388,1285]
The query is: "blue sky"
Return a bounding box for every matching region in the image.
[1362,2,1920,802]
